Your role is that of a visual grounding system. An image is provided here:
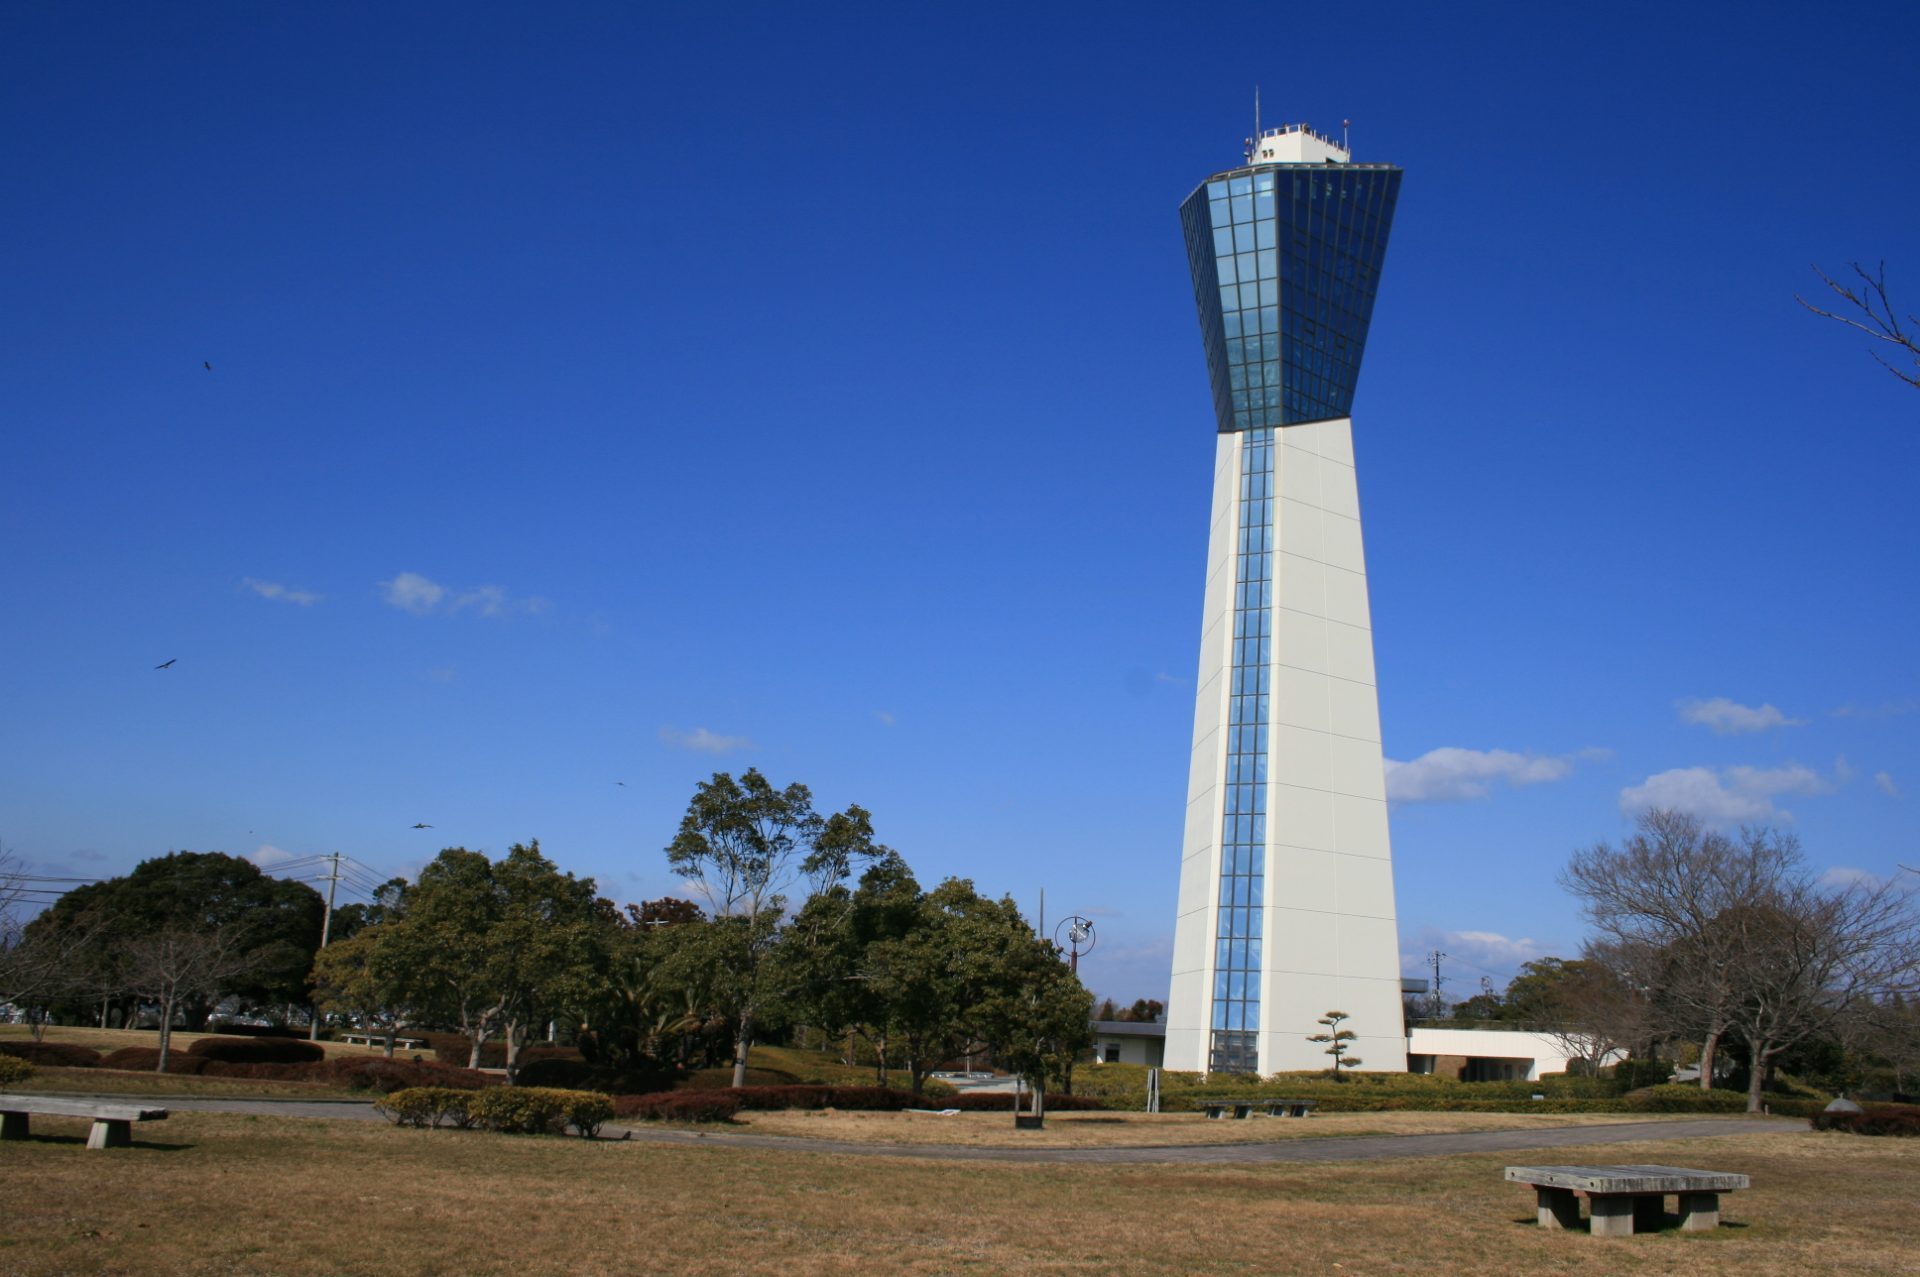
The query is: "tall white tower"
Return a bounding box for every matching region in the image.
[1165,124,1407,1075]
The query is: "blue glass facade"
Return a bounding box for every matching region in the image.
[1179,163,1400,431]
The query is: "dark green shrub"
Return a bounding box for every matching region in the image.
[1611,1058,1674,1091]
[0,1042,103,1068]
[0,1055,36,1086]
[612,1091,741,1123]
[1623,1084,1749,1114]
[513,1056,677,1095]
[375,1087,475,1129]
[187,1036,325,1064]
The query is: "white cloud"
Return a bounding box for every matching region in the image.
[1875,771,1900,797]
[659,725,756,754]
[1618,762,1832,823]
[247,844,301,868]
[1833,697,1920,720]
[1677,697,1804,735]
[1820,866,1882,889]
[1400,928,1554,990]
[1383,747,1575,803]
[242,578,321,606]
[381,571,546,618]
[874,711,897,727]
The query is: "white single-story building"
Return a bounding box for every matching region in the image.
[1089,1020,1166,1067]
[1406,1026,1623,1082]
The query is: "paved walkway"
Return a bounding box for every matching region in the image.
[24,1094,1797,1165]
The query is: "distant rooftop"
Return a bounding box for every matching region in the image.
[1243,122,1350,166]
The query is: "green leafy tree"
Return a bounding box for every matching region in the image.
[309,929,414,1057]
[366,842,611,1078]
[1307,1009,1362,1075]
[664,770,883,1087]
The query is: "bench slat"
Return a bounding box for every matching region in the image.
[0,1097,169,1121]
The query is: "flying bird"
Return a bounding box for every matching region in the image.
[154,659,177,669]
[616,781,626,786]
[411,823,433,829]
[203,361,212,371]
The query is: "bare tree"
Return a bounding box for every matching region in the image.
[1541,942,1657,1075]
[1799,261,1920,390]
[119,928,255,1071]
[1562,810,1793,1089]
[1719,874,1919,1112]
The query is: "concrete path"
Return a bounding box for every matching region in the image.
[17,1094,1797,1164]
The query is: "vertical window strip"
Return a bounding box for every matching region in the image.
[1209,427,1273,1074]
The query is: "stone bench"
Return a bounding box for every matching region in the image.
[1260,1099,1317,1117]
[1505,1164,1750,1237]
[0,1096,170,1149]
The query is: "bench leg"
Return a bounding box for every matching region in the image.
[1677,1191,1721,1232]
[1588,1195,1637,1237]
[1205,1109,1223,1120]
[87,1118,131,1150]
[0,1112,27,1140]
[1535,1186,1581,1231]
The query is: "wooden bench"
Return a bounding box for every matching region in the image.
[0,1097,169,1149]
[1505,1164,1750,1237]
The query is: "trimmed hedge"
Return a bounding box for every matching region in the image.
[0,1041,103,1068]
[98,1047,211,1074]
[513,1056,677,1095]
[306,1058,491,1093]
[187,1036,325,1065]
[378,1085,612,1136]
[0,1055,36,1085]
[376,1087,477,1129]
[612,1091,741,1123]
[1811,1106,1920,1137]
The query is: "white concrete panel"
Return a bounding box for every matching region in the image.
[1333,855,1398,921]
[1321,512,1366,574]
[1277,553,1328,618]
[1268,845,1338,906]
[1325,620,1376,685]
[1278,498,1325,565]
[1273,665,1331,732]
[1316,418,1355,467]
[1277,446,1323,507]
[1336,915,1401,975]
[1330,733,1388,801]
[1317,453,1361,520]
[1331,793,1392,859]
[1269,782,1335,853]
[1177,848,1213,918]
[1266,906,1338,977]
[1273,723,1333,792]
[1328,675,1381,742]
[1323,565,1372,629]
[1274,606,1328,674]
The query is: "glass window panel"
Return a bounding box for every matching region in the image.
[1256,221,1276,250]
[1213,226,1235,258]
[1230,195,1252,224]
[1228,175,1252,197]
[1215,255,1238,287]
[1234,224,1256,254]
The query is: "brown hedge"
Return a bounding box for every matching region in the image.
[99,1047,211,1074]
[186,1036,325,1064]
[611,1091,741,1123]
[0,1041,103,1068]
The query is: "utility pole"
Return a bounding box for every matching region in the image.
[308,853,342,1041]
[1428,950,1446,1020]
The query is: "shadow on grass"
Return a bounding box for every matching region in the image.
[1509,1215,1750,1235]
[18,1133,193,1153]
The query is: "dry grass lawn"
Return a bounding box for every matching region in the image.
[1,1112,1913,1276]
[733,1107,1685,1147]
[11,1066,361,1100]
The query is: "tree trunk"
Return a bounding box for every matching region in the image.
[156,996,175,1073]
[504,1020,526,1083]
[466,1024,487,1070]
[1746,1043,1769,1113]
[730,1012,754,1089]
[1698,1024,1722,1090]
[383,1025,397,1059]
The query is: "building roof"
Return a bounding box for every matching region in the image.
[1091,1020,1166,1037]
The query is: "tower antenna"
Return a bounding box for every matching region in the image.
[1255,85,1261,142]
[1343,118,1351,155]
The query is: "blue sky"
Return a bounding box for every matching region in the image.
[4,2,1917,1005]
